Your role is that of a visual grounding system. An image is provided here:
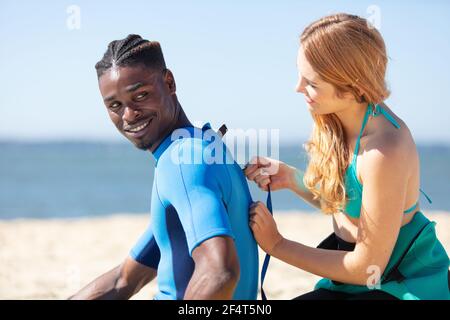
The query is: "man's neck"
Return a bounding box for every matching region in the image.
[148,103,192,153]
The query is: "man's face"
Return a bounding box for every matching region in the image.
[98,66,178,151]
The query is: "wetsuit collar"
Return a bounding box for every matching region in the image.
[152,122,212,162]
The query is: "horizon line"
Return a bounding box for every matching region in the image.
[1,138,450,148]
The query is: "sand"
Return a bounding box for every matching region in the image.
[1,211,449,300]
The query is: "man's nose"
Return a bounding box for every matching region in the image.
[122,105,142,123]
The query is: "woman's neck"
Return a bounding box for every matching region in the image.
[334,101,369,141]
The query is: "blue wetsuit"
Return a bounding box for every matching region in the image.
[130,123,259,300]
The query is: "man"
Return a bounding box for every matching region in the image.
[69,34,258,300]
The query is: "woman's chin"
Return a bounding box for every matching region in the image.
[307,103,337,116]
[307,102,319,112]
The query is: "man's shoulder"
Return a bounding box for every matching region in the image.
[158,135,231,169]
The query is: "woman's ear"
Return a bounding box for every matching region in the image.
[352,86,366,103]
[163,69,176,94]
[342,86,364,103]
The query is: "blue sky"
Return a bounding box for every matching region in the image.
[1,0,449,144]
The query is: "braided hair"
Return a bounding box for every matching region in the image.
[95,34,166,78]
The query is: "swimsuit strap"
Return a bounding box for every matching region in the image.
[352,104,401,164]
[351,104,433,212]
[260,186,273,300]
[372,104,401,129]
[352,104,372,163]
[403,190,433,214]
[419,188,433,204]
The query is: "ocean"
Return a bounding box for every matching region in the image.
[0,141,449,219]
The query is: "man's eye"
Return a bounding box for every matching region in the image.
[135,92,148,101]
[109,102,121,109]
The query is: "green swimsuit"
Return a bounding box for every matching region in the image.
[315,103,450,300]
[344,103,432,218]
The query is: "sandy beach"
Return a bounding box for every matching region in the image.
[1,211,449,300]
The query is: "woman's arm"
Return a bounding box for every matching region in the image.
[288,168,322,210]
[244,156,321,210]
[249,138,411,286]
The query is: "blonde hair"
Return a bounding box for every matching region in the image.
[301,13,390,214]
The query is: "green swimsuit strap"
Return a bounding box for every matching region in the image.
[352,104,372,164]
[353,103,400,162]
[371,104,432,206]
[372,103,401,129]
[353,103,433,208]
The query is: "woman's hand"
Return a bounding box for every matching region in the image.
[244,156,296,192]
[249,201,284,255]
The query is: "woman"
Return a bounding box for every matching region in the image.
[245,13,449,300]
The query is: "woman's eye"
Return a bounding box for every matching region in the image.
[135,92,148,100]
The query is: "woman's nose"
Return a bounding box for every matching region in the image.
[296,79,306,94]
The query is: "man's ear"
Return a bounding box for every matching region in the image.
[163,69,176,94]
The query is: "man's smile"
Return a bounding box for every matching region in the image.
[124,118,154,137]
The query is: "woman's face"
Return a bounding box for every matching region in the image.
[296,46,355,115]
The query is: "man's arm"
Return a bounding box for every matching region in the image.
[184,236,239,300]
[158,139,242,299]
[69,256,156,300]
